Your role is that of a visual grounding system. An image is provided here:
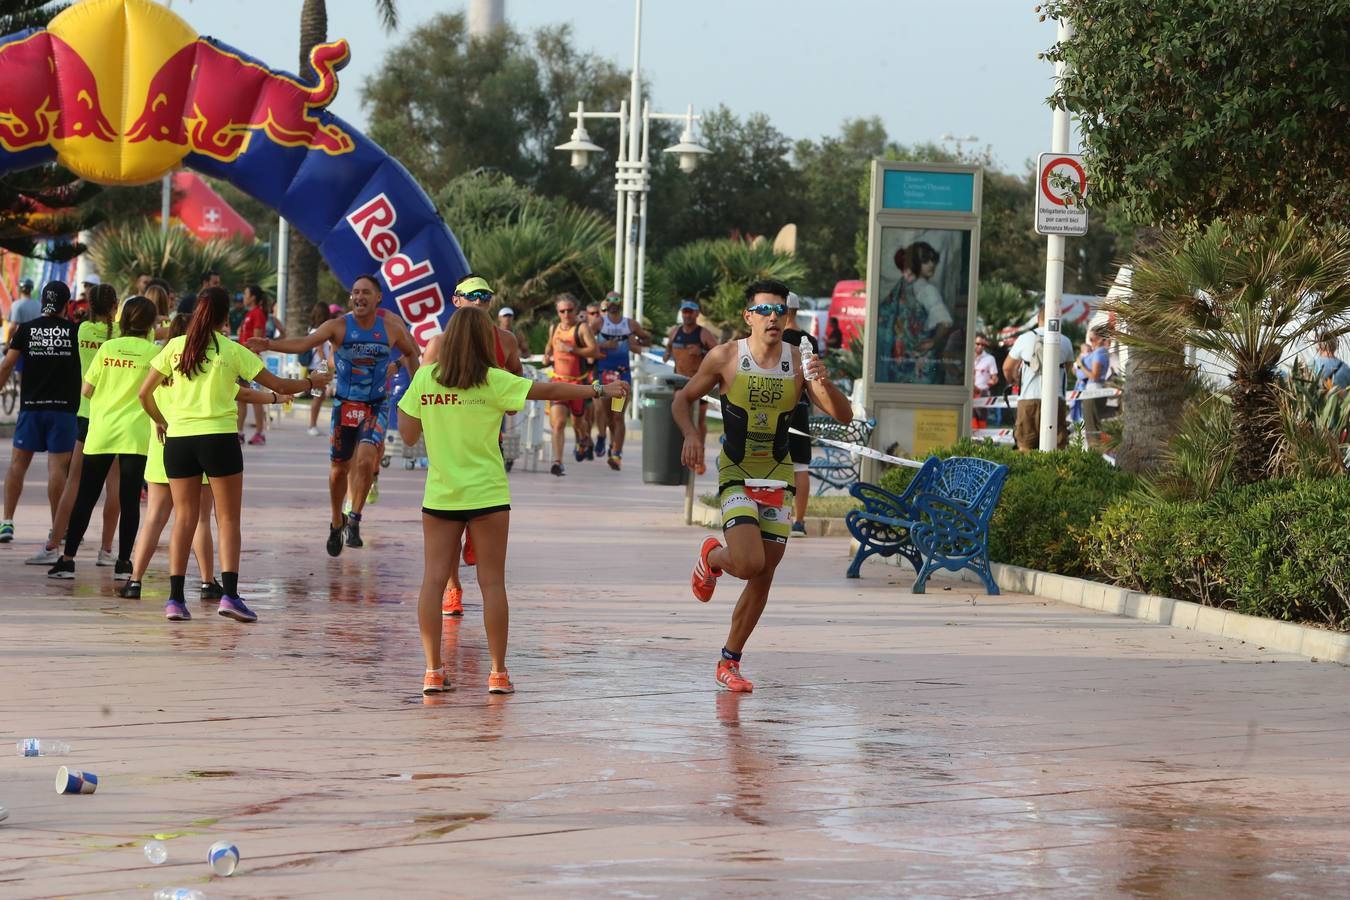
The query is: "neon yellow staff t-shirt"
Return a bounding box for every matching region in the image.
[150,334,265,436]
[83,335,159,456]
[76,320,113,419]
[397,364,532,510]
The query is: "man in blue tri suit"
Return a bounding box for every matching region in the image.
[248,274,419,556]
[592,295,650,471]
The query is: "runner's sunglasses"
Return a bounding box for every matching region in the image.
[746,303,788,317]
[457,289,494,304]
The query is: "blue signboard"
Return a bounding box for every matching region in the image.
[882,170,975,213]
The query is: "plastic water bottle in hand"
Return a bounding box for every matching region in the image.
[16,738,69,757]
[799,335,819,381]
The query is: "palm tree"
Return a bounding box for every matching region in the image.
[1108,214,1350,484]
[286,0,398,326]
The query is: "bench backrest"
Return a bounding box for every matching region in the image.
[928,456,1008,524]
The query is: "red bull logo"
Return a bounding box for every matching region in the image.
[0,0,354,184]
[127,38,353,163]
[0,32,117,152]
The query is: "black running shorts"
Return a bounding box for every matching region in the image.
[163,433,244,479]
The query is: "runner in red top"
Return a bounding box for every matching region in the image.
[543,293,598,477]
[235,285,272,445]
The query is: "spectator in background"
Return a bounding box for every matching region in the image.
[134,273,152,296]
[498,307,529,358]
[9,279,38,332]
[1070,341,1093,425]
[302,301,335,436]
[1003,307,1073,451]
[1313,335,1350,392]
[227,292,246,336]
[825,316,843,352]
[235,284,270,445]
[972,335,998,426]
[1080,329,1112,444]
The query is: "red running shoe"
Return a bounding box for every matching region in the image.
[716,658,753,693]
[463,533,476,567]
[691,537,722,603]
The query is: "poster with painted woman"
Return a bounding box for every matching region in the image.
[874,226,971,386]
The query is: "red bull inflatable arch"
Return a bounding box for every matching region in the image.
[0,0,467,346]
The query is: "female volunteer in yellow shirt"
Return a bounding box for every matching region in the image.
[46,296,158,580]
[398,306,627,696]
[139,287,326,624]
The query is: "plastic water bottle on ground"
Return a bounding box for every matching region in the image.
[144,840,168,865]
[153,889,204,900]
[798,335,819,381]
[16,739,69,757]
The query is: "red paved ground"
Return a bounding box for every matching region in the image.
[2,416,1349,897]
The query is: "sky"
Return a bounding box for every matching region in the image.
[172,0,1071,173]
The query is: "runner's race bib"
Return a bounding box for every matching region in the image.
[339,401,369,428]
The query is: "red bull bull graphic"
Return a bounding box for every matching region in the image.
[126,38,354,162]
[0,0,466,347]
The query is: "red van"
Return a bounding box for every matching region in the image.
[828,280,866,346]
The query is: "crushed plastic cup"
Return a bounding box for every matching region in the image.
[54,766,97,795]
[144,839,168,865]
[207,840,239,876]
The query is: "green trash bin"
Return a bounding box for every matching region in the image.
[640,373,690,485]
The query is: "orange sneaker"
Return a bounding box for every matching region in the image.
[716,659,753,693]
[487,670,514,694]
[442,586,464,617]
[422,667,448,694]
[691,537,722,603]
[463,533,476,567]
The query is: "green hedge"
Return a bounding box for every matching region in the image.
[876,440,1137,578]
[1086,478,1350,628]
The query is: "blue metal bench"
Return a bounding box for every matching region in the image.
[807,416,875,495]
[844,456,1008,594]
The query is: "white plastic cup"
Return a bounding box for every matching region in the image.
[207,839,239,876]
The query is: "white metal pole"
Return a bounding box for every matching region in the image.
[277,217,289,322]
[612,101,628,296]
[1038,17,1073,452]
[621,0,643,321]
[160,173,171,234]
[634,102,651,328]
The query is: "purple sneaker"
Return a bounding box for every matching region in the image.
[165,599,191,621]
[218,595,258,623]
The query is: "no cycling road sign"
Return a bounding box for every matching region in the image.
[1035,152,1089,236]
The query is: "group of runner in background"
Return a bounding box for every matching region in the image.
[0,274,850,697]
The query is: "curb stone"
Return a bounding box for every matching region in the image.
[853,540,1350,666]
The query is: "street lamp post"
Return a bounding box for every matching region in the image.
[554,0,708,327]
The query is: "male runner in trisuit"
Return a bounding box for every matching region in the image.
[591,294,650,470]
[673,279,851,692]
[248,275,418,555]
[543,293,598,476]
[663,299,719,446]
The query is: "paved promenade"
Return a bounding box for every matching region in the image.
[2,419,1349,898]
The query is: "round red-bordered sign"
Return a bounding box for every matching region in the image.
[1040,156,1086,207]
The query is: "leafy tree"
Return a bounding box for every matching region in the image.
[975,279,1037,337]
[89,220,275,295]
[1042,0,1350,229]
[362,14,631,213]
[656,106,803,254]
[647,238,806,335]
[1107,213,1350,483]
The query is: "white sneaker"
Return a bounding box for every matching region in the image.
[25,545,59,565]
[307,426,321,436]
[96,549,115,567]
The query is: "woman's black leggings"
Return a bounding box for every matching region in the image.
[62,453,147,561]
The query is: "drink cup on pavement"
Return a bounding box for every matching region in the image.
[207,840,240,876]
[54,766,98,794]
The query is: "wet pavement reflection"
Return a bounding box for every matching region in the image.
[2,426,1349,896]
